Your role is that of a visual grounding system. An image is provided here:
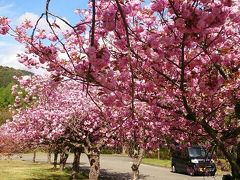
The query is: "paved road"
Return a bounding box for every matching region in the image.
[16,153,223,180]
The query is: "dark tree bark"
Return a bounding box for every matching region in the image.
[33,151,36,163]
[60,152,69,171]
[47,150,51,164]
[53,152,58,169]
[200,121,240,179]
[231,143,240,180]
[71,148,81,180]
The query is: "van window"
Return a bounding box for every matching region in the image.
[188,147,207,158]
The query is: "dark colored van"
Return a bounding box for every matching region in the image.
[171,146,216,176]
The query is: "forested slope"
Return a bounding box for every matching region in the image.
[0,66,32,124]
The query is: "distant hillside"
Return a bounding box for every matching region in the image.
[0,66,32,88]
[0,66,33,124]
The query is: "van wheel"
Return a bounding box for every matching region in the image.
[172,165,177,173]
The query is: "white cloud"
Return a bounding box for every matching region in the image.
[0,41,46,75]
[0,10,72,75]
[17,12,71,32]
[0,11,73,75]
[17,12,40,26]
[0,41,11,47]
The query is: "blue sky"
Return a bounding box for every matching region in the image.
[0,0,88,73]
[0,0,87,24]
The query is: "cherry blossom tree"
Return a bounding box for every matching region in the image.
[0,128,24,156]
[6,76,127,179]
[139,1,240,178]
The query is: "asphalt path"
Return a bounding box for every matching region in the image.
[15,153,223,180]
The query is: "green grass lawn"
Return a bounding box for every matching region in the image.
[0,160,87,180]
[142,158,230,176]
[142,158,171,168]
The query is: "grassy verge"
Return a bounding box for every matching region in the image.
[142,158,230,176]
[142,158,171,168]
[0,160,87,180]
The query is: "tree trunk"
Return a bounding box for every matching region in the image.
[33,151,36,163]
[131,148,144,180]
[231,143,240,180]
[234,143,240,179]
[60,152,69,171]
[71,149,81,180]
[214,138,240,179]
[122,145,127,155]
[47,151,51,164]
[88,152,100,180]
[201,121,240,179]
[231,166,240,180]
[132,166,139,180]
[216,135,240,179]
[53,152,58,169]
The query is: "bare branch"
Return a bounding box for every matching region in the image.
[90,0,96,46]
[45,0,76,71]
[31,13,45,41]
[152,66,179,87]
[115,0,131,49]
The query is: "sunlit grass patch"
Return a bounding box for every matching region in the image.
[142,158,171,168]
[0,160,86,180]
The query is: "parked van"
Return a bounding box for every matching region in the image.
[171,146,216,176]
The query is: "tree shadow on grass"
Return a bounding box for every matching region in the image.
[25,163,149,180]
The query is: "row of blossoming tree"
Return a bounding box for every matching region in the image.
[0,0,239,179]
[0,75,174,179]
[0,75,207,179]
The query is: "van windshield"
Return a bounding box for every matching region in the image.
[188,147,207,158]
